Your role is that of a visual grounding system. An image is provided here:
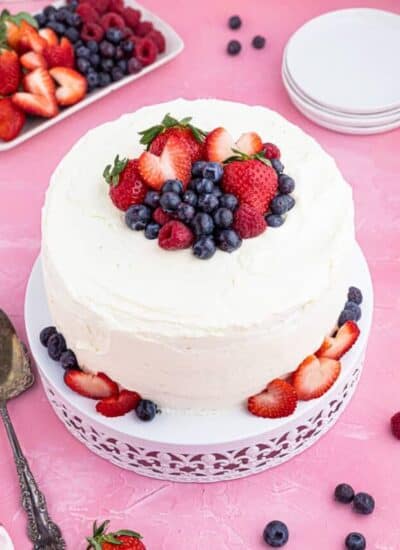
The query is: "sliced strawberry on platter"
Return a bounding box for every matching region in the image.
[0,97,25,142]
[20,51,48,70]
[13,67,58,118]
[316,320,360,360]
[103,156,148,211]
[205,127,263,162]
[64,370,118,399]
[4,20,20,50]
[18,20,47,53]
[0,48,21,95]
[39,28,58,47]
[43,37,74,69]
[49,67,87,106]
[138,134,191,190]
[248,378,298,419]
[23,67,56,99]
[292,354,341,401]
[96,390,141,417]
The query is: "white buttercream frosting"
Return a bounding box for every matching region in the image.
[42,99,355,411]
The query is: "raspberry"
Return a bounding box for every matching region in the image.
[158,221,194,250]
[108,0,124,13]
[147,30,166,53]
[100,12,125,31]
[122,27,134,39]
[121,7,141,29]
[81,22,105,42]
[153,207,171,226]
[391,412,400,440]
[233,204,267,239]
[263,142,281,160]
[135,38,158,66]
[76,3,100,24]
[135,21,154,37]
[84,0,110,13]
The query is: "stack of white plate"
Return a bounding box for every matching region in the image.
[282,9,400,135]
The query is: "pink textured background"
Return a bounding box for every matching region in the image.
[1,0,400,548]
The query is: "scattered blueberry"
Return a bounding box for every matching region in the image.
[125,204,152,230]
[98,72,112,87]
[345,533,366,550]
[76,45,91,59]
[193,236,216,260]
[65,27,80,42]
[195,178,214,194]
[127,57,143,74]
[191,160,207,177]
[111,67,124,81]
[40,326,57,347]
[338,309,358,327]
[353,492,375,515]
[271,158,284,174]
[76,57,91,74]
[177,203,196,223]
[106,27,123,44]
[278,174,295,194]
[135,399,158,421]
[266,214,284,227]
[121,39,134,55]
[99,40,115,58]
[216,229,242,252]
[227,39,242,56]
[203,162,223,182]
[86,40,99,53]
[228,15,242,30]
[214,207,233,228]
[263,520,289,547]
[47,333,67,361]
[163,179,184,195]
[344,301,361,321]
[144,222,161,240]
[270,194,290,215]
[348,286,363,305]
[183,190,198,207]
[86,71,100,90]
[198,193,219,213]
[219,193,238,211]
[144,190,160,209]
[60,349,78,370]
[252,35,266,49]
[334,483,355,504]
[160,191,181,213]
[192,212,215,236]
[100,58,114,73]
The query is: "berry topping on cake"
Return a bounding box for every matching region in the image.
[292,355,341,401]
[152,206,171,226]
[263,142,281,160]
[248,379,298,418]
[125,204,152,230]
[135,399,159,421]
[316,321,360,360]
[233,203,267,238]
[87,520,145,550]
[158,220,194,250]
[391,411,400,440]
[205,127,263,162]
[64,370,118,399]
[76,3,100,24]
[0,97,25,142]
[96,389,141,417]
[104,156,148,211]
[193,235,216,260]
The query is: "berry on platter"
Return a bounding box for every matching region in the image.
[43,36,75,69]
[135,399,159,421]
[47,332,66,360]
[0,48,21,95]
[49,66,87,106]
[263,520,289,547]
[0,98,25,142]
[20,51,48,71]
[87,520,146,550]
[64,370,119,399]
[248,379,298,419]
[316,321,360,360]
[134,37,157,66]
[345,532,366,550]
[60,349,79,370]
[96,390,142,417]
[12,68,59,118]
[353,492,375,515]
[103,156,148,211]
[391,411,400,440]
[205,127,263,162]
[39,325,57,347]
[292,354,341,401]
[334,483,355,504]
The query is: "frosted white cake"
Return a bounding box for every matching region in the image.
[42,99,355,411]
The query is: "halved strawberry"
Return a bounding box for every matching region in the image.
[0,97,25,142]
[138,134,191,190]
[96,390,141,417]
[18,20,47,54]
[43,37,74,69]
[0,48,21,95]
[49,67,87,107]
[248,379,298,418]
[4,20,20,50]
[64,370,118,399]
[20,51,48,71]
[235,132,263,156]
[292,355,341,401]
[39,28,59,46]
[23,68,56,100]
[13,68,58,118]
[316,321,360,360]
[205,127,263,162]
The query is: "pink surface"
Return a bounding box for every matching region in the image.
[0,0,399,548]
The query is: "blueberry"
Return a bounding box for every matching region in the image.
[127,57,143,74]
[227,39,242,56]
[86,40,99,53]
[193,236,216,260]
[40,326,57,347]
[43,5,57,17]
[344,301,361,321]
[216,229,242,253]
[345,533,366,550]
[252,35,266,49]
[198,193,219,213]
[177,203,196,223]
[60,349,78,370]
[68,0,79,9]
[285,195,295,210]
[144,190,160,208]
[192,160,207,177]
[35,13,48,28]
[183,190,198,207]
[195,178,214,194]
[47,21,66,35]
[162,179,184,195]
[338,309,357,327]
[334,483,355,504]
[121,39,134,55]
[76,45,91,59]
[65,27,80,42]
[353,492,375,515]
[228,15,242,30]
[135,399,158,421]
[66,11,81,27]
[212,185,223,198]
[101,58,114,73]
[111,67,124,81]
[98,72,112,87]
[348,286,363,305]
[271,158,284,174]
[214,207,233,228]
[219,193,238,210]
[263,520,289,547]
[74,40,84,50]
[55,7,69,22]
[125,204,151,230]
[89,53,101,68]
[203,162,223,182]
[106,27,124,44]
[99,40,115,58]
[192,212,214,236]
[76,57,91,74]
[144,223,161,240]
[278,174,295,194]
[160,191,181,212]
[266,214,284,227]
[270,194,290,215]
[86,71,100,90]
[117,59,128,73]
[47,333,67,361]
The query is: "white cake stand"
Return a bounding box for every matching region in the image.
[24,246,373,483]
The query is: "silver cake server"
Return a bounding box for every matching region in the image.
[0,309,66,550]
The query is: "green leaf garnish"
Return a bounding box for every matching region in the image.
[138,113,207,148]
[103,155,128,186]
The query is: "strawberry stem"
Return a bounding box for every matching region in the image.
[138,112,207,148]
[223,148,272,167]
[87,519,142,549]
[103,155,128,186]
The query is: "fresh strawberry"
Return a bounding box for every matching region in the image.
[96,390,141,417]
[49,67,87,106]
[0,97,25,142]
[39,28,58,47]
[103,156,148,211]
[13,68,58,118]
[153,207,171,226]
[316,321,360,360]
[158,221,194,250]
[87,520,145,550]
[0,49,21,95]
[205,127,263,162]
[76,3,100,24]
[233,204,267,239]
[64,370,118,399]
[18,20,47,53]
[20,51,48,70]
[138,134,191,190]
[139,114,206,163]
[134,37,158,66]
[4,20,20,50]
[391,412,400,440]
[248,379,298,418]
[263,142,281,160]
[43,37,74,69]
[147,29,166,53]
[23,67,56,99]
[292,355,341,401]
[120,7,141,29]
[222,155,278,214]
[235,132,263,156]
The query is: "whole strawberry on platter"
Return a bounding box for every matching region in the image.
[87,520,146,550]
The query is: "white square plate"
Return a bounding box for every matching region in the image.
[0,0,184,152]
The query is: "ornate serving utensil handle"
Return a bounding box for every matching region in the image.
[0,400,66,550]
